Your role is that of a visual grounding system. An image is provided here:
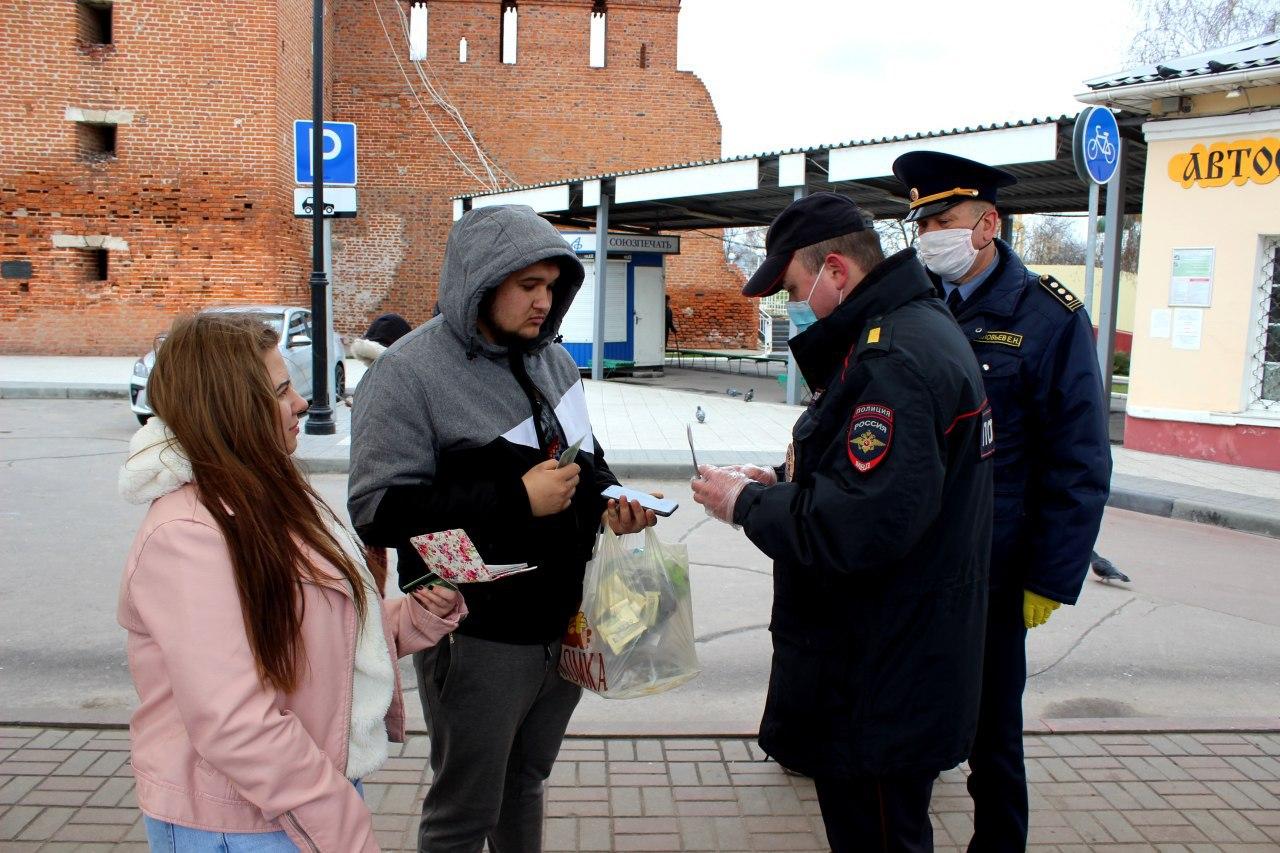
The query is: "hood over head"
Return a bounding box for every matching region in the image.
[438,205,585,356]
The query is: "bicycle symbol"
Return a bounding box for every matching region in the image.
[1086,126,1116,165]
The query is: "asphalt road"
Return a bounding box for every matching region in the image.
[3,399,1278,730]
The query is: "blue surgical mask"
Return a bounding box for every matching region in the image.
[786,266,824,335]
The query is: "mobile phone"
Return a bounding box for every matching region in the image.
[399,571,459,594]
[557,434,586,468]
[601,485,679,517]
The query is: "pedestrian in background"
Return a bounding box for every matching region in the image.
[349,204,656,852]
[351,312,413,366]
[665,294,678,348]
[692,192,993,851]
[893,151,1112,852]
[118,312,464,852]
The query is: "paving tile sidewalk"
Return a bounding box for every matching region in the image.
[3,726,1280,851]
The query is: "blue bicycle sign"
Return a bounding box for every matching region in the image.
[1086,125,1116,165]
[1073,107,1121,185]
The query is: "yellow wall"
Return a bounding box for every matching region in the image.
[1128,115,1280,413]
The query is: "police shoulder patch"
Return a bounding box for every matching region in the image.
[847,403,893,474]
[1039,274,1084,312]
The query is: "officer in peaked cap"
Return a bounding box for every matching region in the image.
[893,150,1112,852]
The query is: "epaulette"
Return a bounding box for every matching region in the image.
[1039,274,1083,312]
[844,318,893,378]
[855,318,893,357]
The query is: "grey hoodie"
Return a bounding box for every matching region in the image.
[348,205,616,643]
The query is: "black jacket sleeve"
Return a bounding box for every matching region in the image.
[1025,310,1112,604]
[357,477,533,548]
[734,358,947,574]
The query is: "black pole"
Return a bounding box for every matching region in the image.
[305,0,334,434]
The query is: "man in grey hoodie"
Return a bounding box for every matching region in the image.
[349,205,654,851]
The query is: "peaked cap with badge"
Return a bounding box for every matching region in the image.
[892,151,1017,223]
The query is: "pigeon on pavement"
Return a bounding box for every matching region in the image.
[1090,551,1131,583]
[695,406,706,424]
[744,388,755,402]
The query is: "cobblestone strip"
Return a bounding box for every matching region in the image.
[1,729,1278,850]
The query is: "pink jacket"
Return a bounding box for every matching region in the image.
[118,483,464,852]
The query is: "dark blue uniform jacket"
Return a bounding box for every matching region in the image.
[734,249,993,779]
[940,240,1111,605]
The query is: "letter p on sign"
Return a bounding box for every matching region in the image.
[293,120,358,186]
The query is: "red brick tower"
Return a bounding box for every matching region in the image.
[328,0,751,346]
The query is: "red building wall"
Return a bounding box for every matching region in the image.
[328,0,751,346]
[0,0,317,354]
[0,0,752,354]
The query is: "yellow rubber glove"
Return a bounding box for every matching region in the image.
[1023,590,1061,629]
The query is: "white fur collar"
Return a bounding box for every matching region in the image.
[119,418,195,505]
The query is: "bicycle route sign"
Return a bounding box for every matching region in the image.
[1072,107,1121,185]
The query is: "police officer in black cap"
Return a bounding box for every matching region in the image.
[892,151,1112,852]
[691,192,993,851]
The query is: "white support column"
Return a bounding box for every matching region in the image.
[1083,181,1100,318]
[591,194,610,381]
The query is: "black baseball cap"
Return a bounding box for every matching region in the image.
[741,192,872,298]
[891,151,1017,223]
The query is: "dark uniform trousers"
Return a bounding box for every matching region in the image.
[965,584,1029,852]
[815,774,938,853]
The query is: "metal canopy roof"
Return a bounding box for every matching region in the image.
[1084,33,1280,92]
[453,114,1146,234]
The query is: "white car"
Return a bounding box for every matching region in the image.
[130,305,346,425]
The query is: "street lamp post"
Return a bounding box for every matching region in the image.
[305,0,335,435]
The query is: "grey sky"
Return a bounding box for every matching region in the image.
[676,0,1142,157]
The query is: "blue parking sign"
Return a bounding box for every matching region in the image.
[294,120,357,186]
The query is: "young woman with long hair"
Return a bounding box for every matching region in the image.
[118,313,464,851]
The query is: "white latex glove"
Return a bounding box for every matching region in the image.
[690,464,752,525]
[724,464,778,486]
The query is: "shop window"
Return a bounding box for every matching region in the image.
[77,122,116,160]
[459,37,468,62]
[589,2,607,68]
[1252,236,1280,408]
[76,0,113,46]
[500,2,518,64]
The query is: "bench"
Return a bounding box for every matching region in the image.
[666,348,787,376]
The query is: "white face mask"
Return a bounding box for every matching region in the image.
[917,218,984,280]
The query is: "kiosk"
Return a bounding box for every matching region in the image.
[557,232,680,371]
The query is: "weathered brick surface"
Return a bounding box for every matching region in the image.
[0,0,315,354]
[2,0,749,354]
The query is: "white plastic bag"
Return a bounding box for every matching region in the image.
[559,527,700,699]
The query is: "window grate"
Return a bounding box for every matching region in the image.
[1250,236,1280,409]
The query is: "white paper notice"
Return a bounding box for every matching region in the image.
[1149,308,1172,339]
[1171,307,1203,350]
[1169,247,1215,307]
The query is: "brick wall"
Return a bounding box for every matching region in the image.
[330,0,750,346]
[0,0,752,354]
[0,0,315,354]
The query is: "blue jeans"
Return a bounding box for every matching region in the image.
[144,781,364,852]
